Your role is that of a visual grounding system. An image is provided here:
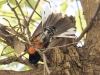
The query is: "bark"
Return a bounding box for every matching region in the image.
[0,69,44,75]
[80,0,100,75]
[0,45,82,75]
[81,0,98,24]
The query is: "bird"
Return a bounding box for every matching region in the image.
[28,5,76,64]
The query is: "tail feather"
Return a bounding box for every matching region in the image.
[52,15,75,37]
[49,13,62,26]
[47,13,58,26]
[32,5,75,40]
[45,13,58,26]
[53,18,65,29]
[55,24,74,35]
[43,13,53,28]
[43,13,62,27]
[43,13,76,37]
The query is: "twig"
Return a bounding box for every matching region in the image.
[0,14,39,26]
[0,30,13,37]
[76,0,100,42]
[0,38,7,44]
[1,51,14,56]
[14,0,23,9]
[15,0,26,22]
[3,18,18,35]
[44,1,51,8]
[4,1,31,44]
[42,41,80,53]
[19,51,28,57]
[27,0,40,25]
[1,46,8,56]
[26,0,41,39]
[0,56,33,67]
[14,0,30,37]
[42,53,50,75]
[26,0,41,18]
[6,0,22,32]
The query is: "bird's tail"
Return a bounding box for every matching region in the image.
[41,6,75,38]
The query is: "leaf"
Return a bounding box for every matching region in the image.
[61,2,68,13]
[0,45,4,56]
[71,0,74,2]
[9,0,16,5]
[14,39,25,54]
[0,0,6,8]
[20,65,31,71]
[3,46,14,56]
[75,10,86,34]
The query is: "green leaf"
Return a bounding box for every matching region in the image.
[20,65,31,71]
[24,53,29,58]
[3,46,14,56]
[75,10,87,34]
[9,0,16,5]
[0,65,4,70]
[0,0,6,8]
[61,2,68,13]
[71,0,74,2]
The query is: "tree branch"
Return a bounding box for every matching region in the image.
[6,0,23,32]
[27,0,40,25]
[76,0,100,42]
[0,56,35,68]
[26,0,41,18]
[0,69,43,75]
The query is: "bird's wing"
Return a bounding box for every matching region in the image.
[32,22,42,37]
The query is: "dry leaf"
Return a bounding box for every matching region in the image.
[14,40,25,54]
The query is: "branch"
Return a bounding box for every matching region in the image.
[14,0,31,38]
[3,18,18,35]
[42,41,80,53]
[27,0,40,25]
[76,0,100,42]
[14,0,23,9]
[15,0,26,22]
[0,14,39,24]
[0,69,43,75]
[0,56,35,68]
[6,0,22,32]
[42,53,50,75]
[26,0,41,18]
[0,56,50,75]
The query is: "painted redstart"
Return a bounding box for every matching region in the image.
[28,5,75,64]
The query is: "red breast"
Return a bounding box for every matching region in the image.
[28,46,36,54]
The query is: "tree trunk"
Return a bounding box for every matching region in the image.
[80,0,100,75]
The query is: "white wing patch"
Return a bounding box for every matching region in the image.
[53,28,76,38]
